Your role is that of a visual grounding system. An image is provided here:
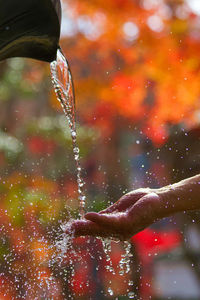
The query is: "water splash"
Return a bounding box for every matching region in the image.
[50,48,135,298]
[101,238,115,275]
[50,48,86,219]
[119,241,133,275]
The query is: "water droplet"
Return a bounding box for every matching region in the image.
[73,147,79,154]
[108,287,114,296]
[128,280,133,286]
[71,131,76,138]
[79,195,86,201]
[128,292,135,298]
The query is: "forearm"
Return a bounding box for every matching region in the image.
[156,174,200,218]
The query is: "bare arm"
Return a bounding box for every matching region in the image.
[68,174,200,240]
[156,174,200,217]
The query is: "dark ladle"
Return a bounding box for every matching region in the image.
[0,0,61,63]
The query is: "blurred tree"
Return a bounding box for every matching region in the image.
[54,0,200,200]
[60,0,200,143]
[0,0,200,298]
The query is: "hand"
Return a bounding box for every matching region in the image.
[66,188,162,240]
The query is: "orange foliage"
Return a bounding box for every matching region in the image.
[59,0,200,144]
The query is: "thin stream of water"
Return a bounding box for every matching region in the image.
[50,48,86,219]
[50,48,134,298]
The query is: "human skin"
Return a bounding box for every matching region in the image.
[67,174,200,240]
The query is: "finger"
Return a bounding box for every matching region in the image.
[85,212,133,240]
[99,191,146,214]
[99,204,118,214]
[85,212,125,228]
[65,219,110,237]
[98,200,128,214]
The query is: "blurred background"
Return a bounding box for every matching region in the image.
[0,0,200,299]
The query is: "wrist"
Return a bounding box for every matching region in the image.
[155,185,180,218]
[155,174,200,216]
[153,184,186,218]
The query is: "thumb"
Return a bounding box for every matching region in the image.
[85,212,124,227]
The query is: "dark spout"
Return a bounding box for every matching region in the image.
[0,0,61,63]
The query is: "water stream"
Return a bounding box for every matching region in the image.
[50,48,134,298]
[50,48,86,219]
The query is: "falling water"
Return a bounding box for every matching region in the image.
[50,48,86,219]
[50,48,134,298]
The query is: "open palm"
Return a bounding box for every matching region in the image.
[67,188,161,240]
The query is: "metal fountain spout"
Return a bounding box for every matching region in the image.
[0,0,61,62]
